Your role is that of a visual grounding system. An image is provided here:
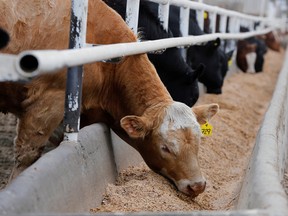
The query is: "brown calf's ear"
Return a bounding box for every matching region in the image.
[120,115,150,139]
[192,103,219,125]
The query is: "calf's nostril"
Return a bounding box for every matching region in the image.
[190,181,206,195]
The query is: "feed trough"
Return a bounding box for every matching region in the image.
[0,49,287,216]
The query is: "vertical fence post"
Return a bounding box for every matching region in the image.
[219,15,228,33]
[219,14,228,51]
[63,0,88,142]
[179,7,190,60]
[158,1,170,31]
[249,20,255,31]
[126,0,140,35]
[226,16,237,52]
[210,12,217,33]
[197,10,205,31]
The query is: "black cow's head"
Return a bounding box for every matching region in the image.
[187,38,228,94]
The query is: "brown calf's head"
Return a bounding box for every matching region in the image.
[121,102,219,197]
[264,31,281,52]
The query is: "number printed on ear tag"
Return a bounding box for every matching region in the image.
[201,122,213,136]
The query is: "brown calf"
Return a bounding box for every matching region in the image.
[261,31,281,52]
[236,40,257,73]
[0,0,219,197]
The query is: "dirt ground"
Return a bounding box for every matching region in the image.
[0,113,16,189]
[90,48,285,213]
[0,49,285,211]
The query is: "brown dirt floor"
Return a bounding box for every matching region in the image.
[90,48,286,213]
[0,48,286,212]
[0,113,16,189]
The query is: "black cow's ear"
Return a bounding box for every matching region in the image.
[186,63,206,84]
[206,37,221,51]
[213,37,221,47]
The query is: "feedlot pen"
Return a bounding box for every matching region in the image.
[0,48,288,216]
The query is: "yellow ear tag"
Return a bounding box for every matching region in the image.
[204,11,208,19]
[228,59,233,67]
[201,122,213,136]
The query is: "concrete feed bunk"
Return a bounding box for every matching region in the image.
[0,49,287,215]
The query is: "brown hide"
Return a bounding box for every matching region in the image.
[257,31,281,52]
[0,0,220,197]
[236,40,257,72]
[263,31,281,52]
[0,0,70,53]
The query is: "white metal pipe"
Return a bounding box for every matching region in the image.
[227,17,237,52]
[180,7,190,36]
[16,28,274,77]
[235,18,240,33]
[210,12,217,33]
[179,6,189,59]
[228,17,237,33]
[249,20,254,31]
[69,0,88,48]
[158,2,170,31]
[146,0,170,4]
[219,15,227,33]
[126,0,140,35]
[197,10,204,31]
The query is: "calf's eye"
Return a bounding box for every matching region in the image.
[160,145,171,154]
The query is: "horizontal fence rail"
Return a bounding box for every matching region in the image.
[16,27,274,77]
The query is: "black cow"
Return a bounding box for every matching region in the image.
[0,28,9,49]
[167,5,233,94]
[244,37,267,72]
[104,0,204,107]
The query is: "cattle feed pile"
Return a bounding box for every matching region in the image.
[90,48,285,212]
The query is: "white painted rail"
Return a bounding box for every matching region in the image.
[16,28,274,78]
